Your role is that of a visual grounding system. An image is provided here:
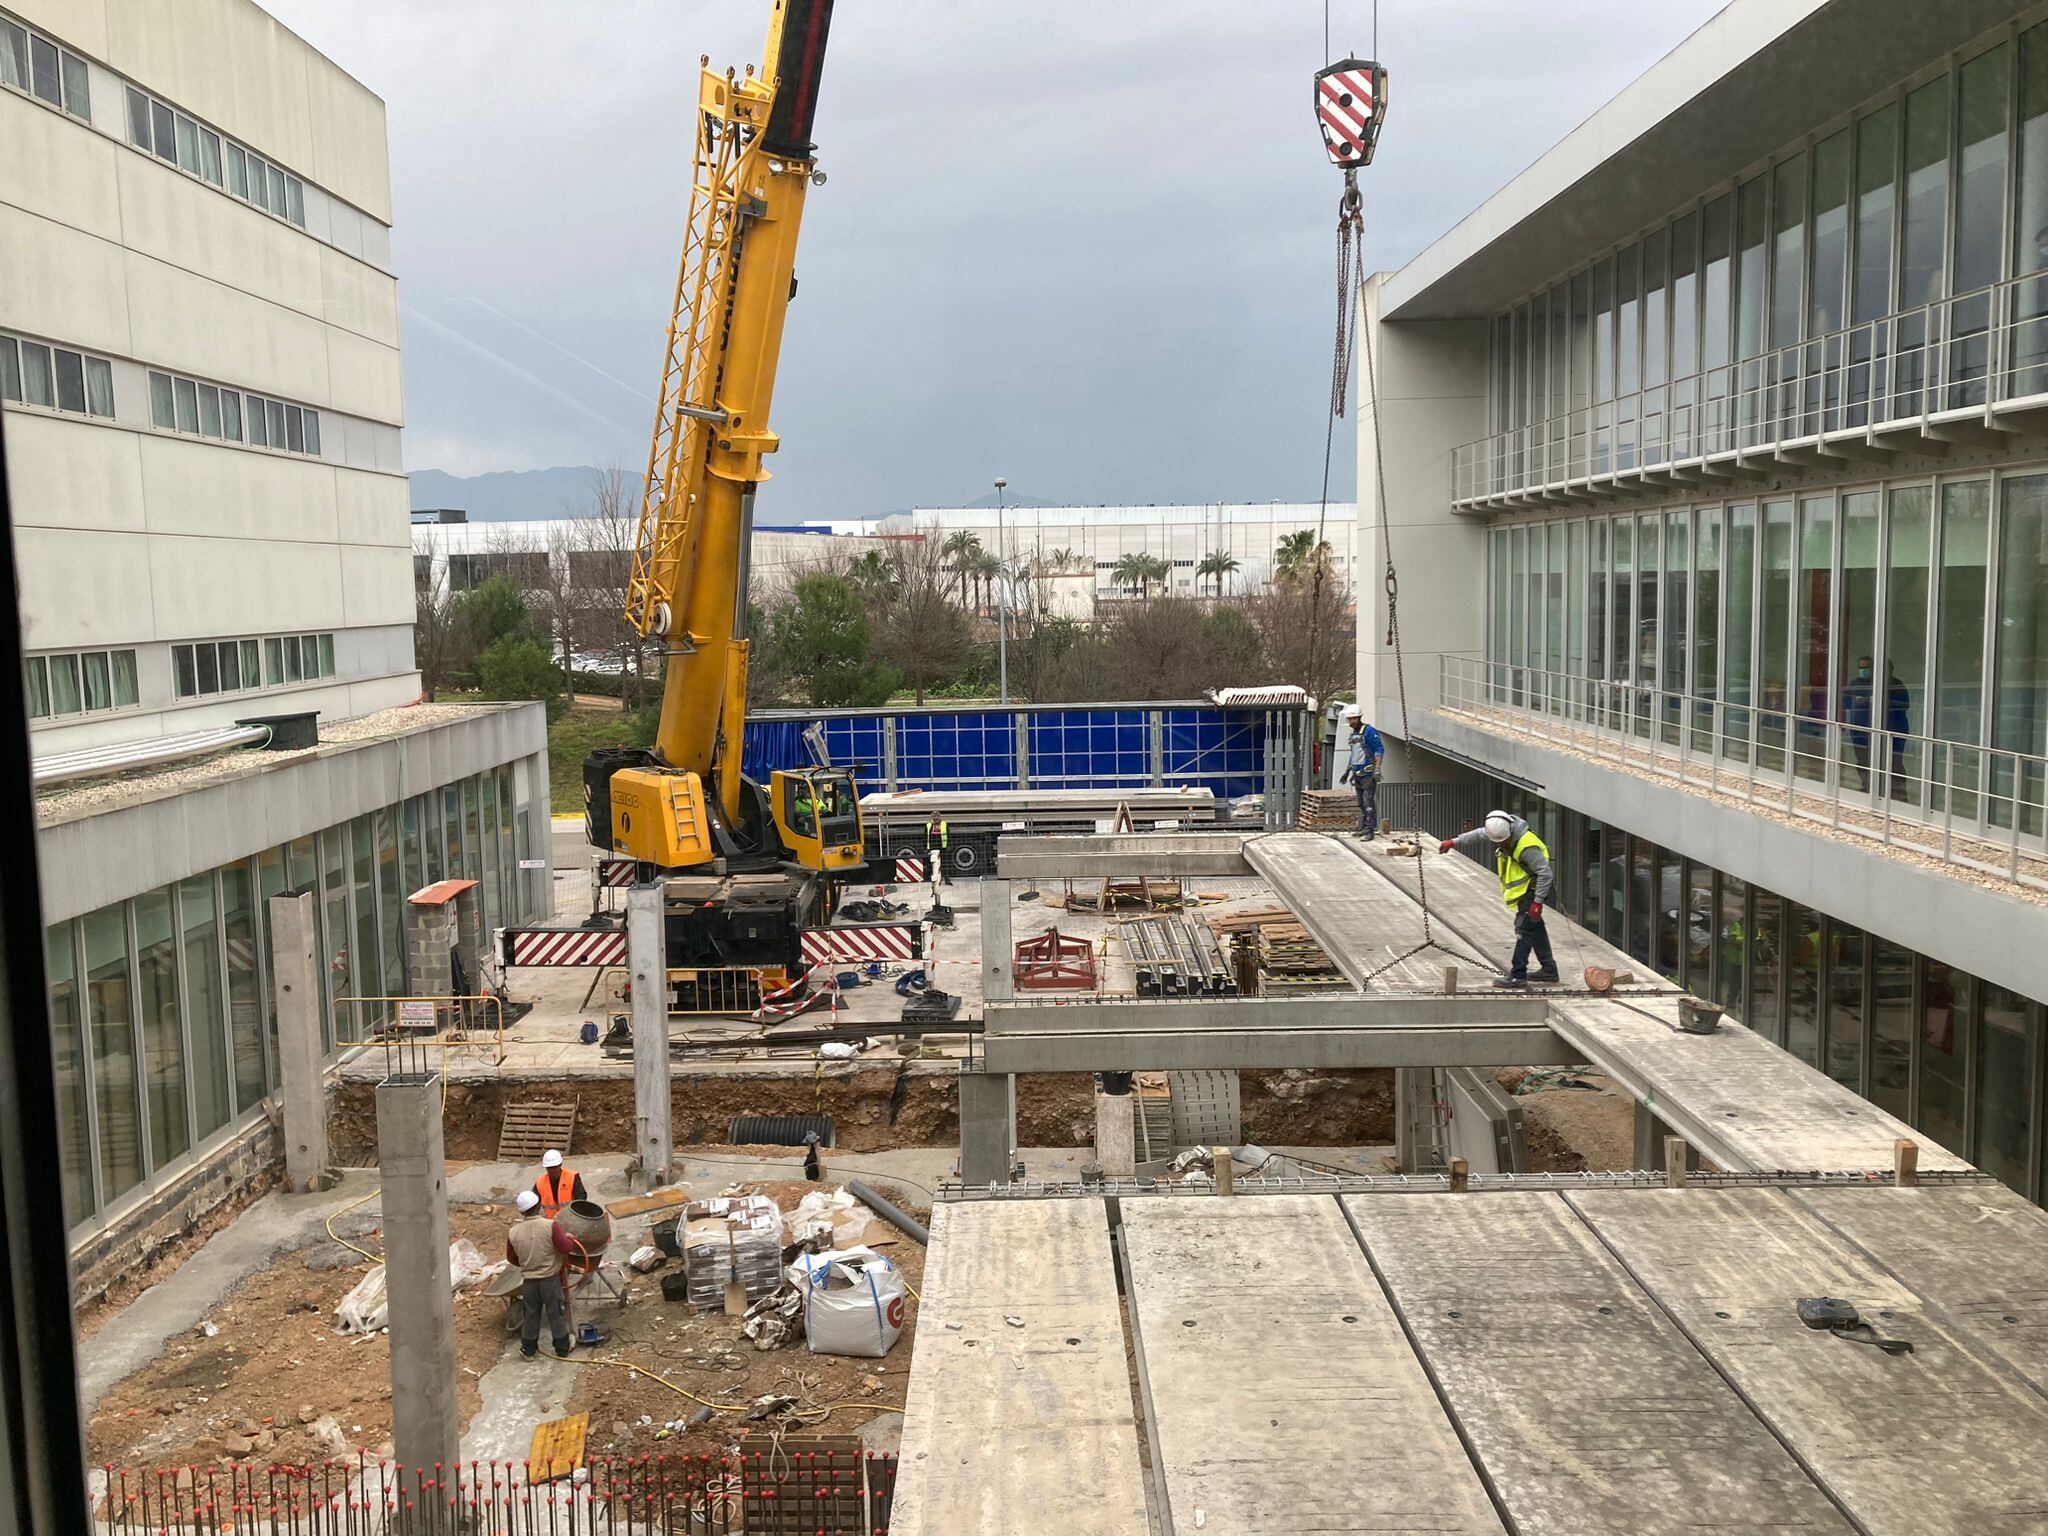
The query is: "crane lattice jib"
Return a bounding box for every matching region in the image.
[623,64,777,641]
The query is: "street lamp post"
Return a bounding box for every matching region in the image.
[994,477,1010,705]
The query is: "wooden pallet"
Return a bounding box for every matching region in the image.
[498,1098,577,1163]
[1299,787,1358,830]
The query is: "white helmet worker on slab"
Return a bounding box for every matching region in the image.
[1340,706,1385,839]
[1437,808,1558,988]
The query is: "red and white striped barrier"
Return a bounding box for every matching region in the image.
[503,927,629,967]
[894,854,926,883]
[800,924,921,964]
[595,856,639,888]
[752,965,842,1023]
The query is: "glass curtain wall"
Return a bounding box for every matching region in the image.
[1950,45,2010,408]
[1994,474,2048,833]
[1794,496,1835,782]
[1935,481,1991,818]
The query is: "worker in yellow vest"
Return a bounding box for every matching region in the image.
[1438,810,1559,988]
[533,1149,585,1218]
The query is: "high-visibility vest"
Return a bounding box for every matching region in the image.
[927,819,948,848]
[535,1167,577,1219]
[1496,829,1548,907]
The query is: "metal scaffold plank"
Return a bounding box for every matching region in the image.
[1346,1191,1851,1535]
[1567,1186,2048,1536]
[1121,1194,1505,1534]
[890,1200,1149,1536]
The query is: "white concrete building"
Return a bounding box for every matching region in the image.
[4,0,550,1279]
[876,502,1357,598]
[1359,0,2048,1202]
[3,0,415,757]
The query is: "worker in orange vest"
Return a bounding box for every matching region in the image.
[533,1149,586,1218]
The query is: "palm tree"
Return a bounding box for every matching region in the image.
[847,549,897,602]
[941,530,982,606]
[1274,530,1322,582]
[969,547,1003,615]
[1197,549,1241,597]
[1110,552,1147,598]
[1048,547,1081,575]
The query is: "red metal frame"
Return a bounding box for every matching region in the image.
[1014,927,1098,990]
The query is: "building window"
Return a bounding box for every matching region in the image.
[120,80,307,225]
[1,333,115,419]
[174,633,330,700]
[27,647,138,719]
[0,19,86,120]
[147,370,321,456]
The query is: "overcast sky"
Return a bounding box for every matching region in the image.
[264,1,1724,518]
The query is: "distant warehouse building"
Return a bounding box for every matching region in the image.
[1,0,548,1279]
[1359,1,2048,1198]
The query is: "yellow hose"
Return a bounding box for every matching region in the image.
[325,1187,383,1264]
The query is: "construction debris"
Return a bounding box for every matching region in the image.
[1199,908,1346,993]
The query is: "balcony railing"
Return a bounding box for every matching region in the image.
[1452,270,2048,507]
[1437,654,2048,895]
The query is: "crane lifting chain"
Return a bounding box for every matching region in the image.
[1314,72,1488,982]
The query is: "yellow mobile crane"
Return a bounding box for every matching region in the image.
[584,0,863,971]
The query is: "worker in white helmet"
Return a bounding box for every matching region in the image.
[1340,706,1385,838]
[532,1148,585,1219]
[506,1189,573,1359]
[1439,809,1559,987]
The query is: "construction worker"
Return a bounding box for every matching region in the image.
[533,1149,585,1219]
[1341,707,1385,838]
[506,1190,573,1359]
[924,811,949,888]
[1438,809,1559,987]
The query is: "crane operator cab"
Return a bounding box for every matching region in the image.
[771,767,865,873]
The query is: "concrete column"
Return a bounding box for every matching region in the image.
[959,1068,1016,1185]
[375,1075,457,1489]
[270,892,328,1194]
[1094,1090,1136,1176]
[1394,1066,1439,1174]
[628,884,671,1192]
[980,877,1012,1002]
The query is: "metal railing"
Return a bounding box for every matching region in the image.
[1438,655,2048,892]
[1453,269,2048,505]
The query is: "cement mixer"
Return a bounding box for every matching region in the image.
[551,1198,612,1278]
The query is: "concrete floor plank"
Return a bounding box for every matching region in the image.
[1121,1193,1505,1534]
[1346,1191,1850,1535]
[1569,1186,2048,1536]
[1791,1182,2048,1395]
[1244,832,1463,990]
[889,1199,1149,1536]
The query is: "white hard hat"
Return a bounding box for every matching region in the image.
[515,1190,540,1214]
[542,1149,563,1168]
[1484,810,1514,843]
[1343,704,1363,720]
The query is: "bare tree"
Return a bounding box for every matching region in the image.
[877,534,972,705]
[1247,574,1355,706]
[412,528,457,699]
[563,461,652,708]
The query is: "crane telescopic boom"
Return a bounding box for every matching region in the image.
[589,0,862,888]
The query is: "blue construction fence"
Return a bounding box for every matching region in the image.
[742,700,1283,800]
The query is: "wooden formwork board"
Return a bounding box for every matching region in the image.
[498,1098,577,1163]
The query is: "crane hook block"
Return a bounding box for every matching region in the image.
[1314,58,1388,169]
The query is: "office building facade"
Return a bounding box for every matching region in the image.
[1360,0,2048,1198]
[3,0,550,1279]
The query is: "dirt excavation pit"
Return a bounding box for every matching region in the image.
[1493,1067,1637,1172]
[88,1176,927,1475]
[330,1067,1398,1164]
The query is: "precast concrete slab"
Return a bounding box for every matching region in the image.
[995,832,1256,879]
[1120,1194,1505,1534]
[1346,1190,1851,1534]
[1244,831,1479,989]
[1546,994,1969,1174]
[889,1199,1149,1536]
[1568,1186,2048,1536]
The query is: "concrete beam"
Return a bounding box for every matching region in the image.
[979,1018,1570,1074]
[995,834,1254,879]
[375,1075,458,1488]
[979,877,1012,1003]
[984,994,1553,1034]
[269,892,327,1194]
[627,884,671,1191]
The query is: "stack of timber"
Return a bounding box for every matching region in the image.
[1199,907,1347,994]
[1298,787,1357,831]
